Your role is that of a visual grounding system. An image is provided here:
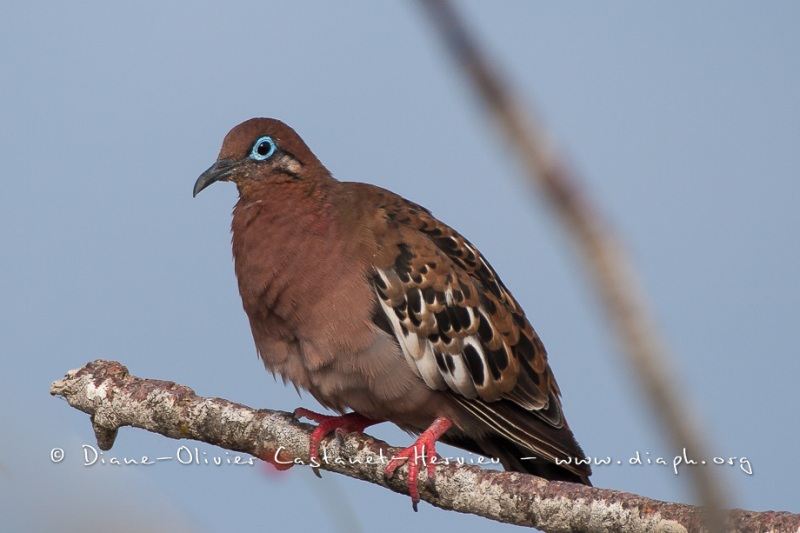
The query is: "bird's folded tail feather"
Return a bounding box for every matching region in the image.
[449,396,592,484]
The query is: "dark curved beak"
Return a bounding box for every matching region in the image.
[193,159,237,197]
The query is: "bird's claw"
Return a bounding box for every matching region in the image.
[428,476,438,497]
[381,417,452,511]
[334,427,348,446]
[383,455,408,482]
[292,409,378,478]
[293,407,328,423]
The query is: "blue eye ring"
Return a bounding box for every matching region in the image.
[250,136,277,161]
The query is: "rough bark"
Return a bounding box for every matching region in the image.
[51,360,799,533]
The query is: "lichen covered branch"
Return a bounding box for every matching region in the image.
[51,360,799,532]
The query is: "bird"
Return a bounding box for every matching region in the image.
[193,118,591,509]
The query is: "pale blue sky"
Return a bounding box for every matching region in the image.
[2,2,798,531]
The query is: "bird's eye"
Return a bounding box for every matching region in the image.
[250,136,276,161]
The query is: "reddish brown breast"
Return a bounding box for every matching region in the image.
[231,179,380,381]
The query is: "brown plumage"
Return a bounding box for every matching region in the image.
[194,118,591,508]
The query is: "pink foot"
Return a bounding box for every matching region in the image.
[384,417,453,511]
[293,408,378,476]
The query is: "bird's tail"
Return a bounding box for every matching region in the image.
[441,433,592,486]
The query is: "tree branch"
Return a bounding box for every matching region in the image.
[51,360,799,532]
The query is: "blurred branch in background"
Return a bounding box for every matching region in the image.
[51,360,800,532]
[418,1,728,530]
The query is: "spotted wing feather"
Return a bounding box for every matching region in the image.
[371,192,566,428]
[367,187,590,481]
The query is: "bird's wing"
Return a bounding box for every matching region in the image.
[371,191,567,430]
[365,186,590,481]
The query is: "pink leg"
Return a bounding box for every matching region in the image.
[293,408,378,475]
[384,417,453,511]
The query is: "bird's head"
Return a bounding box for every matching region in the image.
[193,118,328,197]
